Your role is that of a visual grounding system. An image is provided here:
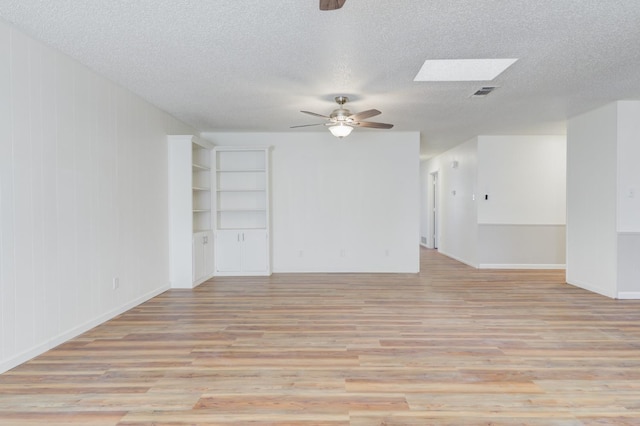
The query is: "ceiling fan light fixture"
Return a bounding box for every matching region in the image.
[293,96,393,134]
[329,123,353,138]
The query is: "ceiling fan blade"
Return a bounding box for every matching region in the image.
[300,110,330,119]
[320,0,346,10]
[348,109,381,121]
[290,123,324,128]
[354,121,394,129]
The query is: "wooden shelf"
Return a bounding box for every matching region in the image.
[192,163,210,172]
[216,188,265,192]
[217,226,267,230]
[216,168,265,173]
[217,208,266,213]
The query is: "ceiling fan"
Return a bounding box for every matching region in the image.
[291,96,394,138]
[320,0,346,11]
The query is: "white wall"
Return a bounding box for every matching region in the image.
[0,20,194,373]
[422,135,566,269]
[566,103,619,298]
[419,160,434,247]
[616,101,640,297]
[438,139,479,267]
[423,138,479,267]
[618,234,640,295]
[567,101,640,299]
[477,135,566,225]
[617,101,640,233]
[476,135,566,268]
[203,131,421,273]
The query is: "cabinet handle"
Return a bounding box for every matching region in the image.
[237,234,240,242]
[242,233,245,241]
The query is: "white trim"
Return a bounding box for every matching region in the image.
[617,292,640,300]
[0,285,170,374]
[193,272,215,287]
[437,249,478,268]
[478,223,566,226]
[214,145,271,152]
[479,263,566,270]
[273,269,420,274]
[566,278,616,299]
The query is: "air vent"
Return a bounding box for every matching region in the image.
[471,86,497,97]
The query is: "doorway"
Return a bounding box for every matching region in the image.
[431,171,439,249]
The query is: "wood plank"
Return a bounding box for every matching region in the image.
[1,248,640,424]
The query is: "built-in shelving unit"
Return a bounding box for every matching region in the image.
[213,146,271,276]
[192,144,212,233]
[168,135,215,288]
[215,148,268,231]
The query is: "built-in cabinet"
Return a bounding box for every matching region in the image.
[168,135,216,288]
[193,230,214,283]
[214,147,271,276]
[215,230,269,273]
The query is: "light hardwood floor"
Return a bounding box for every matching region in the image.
[1,248,640,425]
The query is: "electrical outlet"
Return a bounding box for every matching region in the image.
[112,277,120,290]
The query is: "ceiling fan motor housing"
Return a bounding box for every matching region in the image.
[330,108,352,123]
[331,96,352,123]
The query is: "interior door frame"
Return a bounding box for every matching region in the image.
[431,171,439,249]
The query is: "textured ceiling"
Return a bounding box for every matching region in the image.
[1,0,640,158]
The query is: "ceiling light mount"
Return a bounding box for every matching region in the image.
[334,96,348,106]
[319,0,346,10]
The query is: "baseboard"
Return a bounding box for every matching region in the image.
[214,271,273,276]
[0,284,170,374]
[437,250,478,268]
[193,272,215,287]
[566,278,616,299]
[272,268,420,274]
[617,292,640,300]
[479,263,566,270]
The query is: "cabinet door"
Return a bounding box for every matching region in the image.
[215,230,242,272]
[203,230,215,276]
[192,232,205,282]
[241,230,269,273]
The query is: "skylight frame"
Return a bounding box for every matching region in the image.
[414,58,518,82]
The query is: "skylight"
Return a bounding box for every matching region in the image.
[414,58,518,82]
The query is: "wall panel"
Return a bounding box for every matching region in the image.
[0,19,194,373]
[203,131,421,273]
